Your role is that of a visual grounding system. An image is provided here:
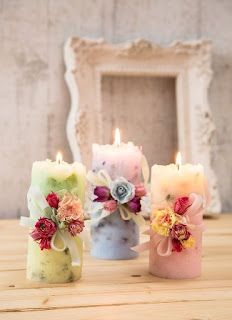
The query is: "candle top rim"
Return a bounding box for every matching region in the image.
[92,141,141,150]
[32,159,86,170]
[151,163,204,172]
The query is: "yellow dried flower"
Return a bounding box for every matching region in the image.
[181,236,195,249]
[151,207,177,237]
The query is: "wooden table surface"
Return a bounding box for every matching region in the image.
[0,215,232,320]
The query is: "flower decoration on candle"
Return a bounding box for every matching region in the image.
[87,170,147,225]
[21,185,86,267]
[31,217,57,250]
[110,178,135,204]
[150,193,204,256]
[29,190,85,251]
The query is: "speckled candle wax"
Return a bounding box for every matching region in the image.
[91,142,143,260]
[150,163,207,279]
[27,159,86,283]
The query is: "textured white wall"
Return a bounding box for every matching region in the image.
[0,0,231,217]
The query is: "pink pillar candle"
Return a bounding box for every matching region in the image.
[149,163,208,279]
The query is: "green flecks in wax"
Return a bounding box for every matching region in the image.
[47,174,78,193]
[68,272,74,282]
[166,194,174,202]
[64,248,69,255]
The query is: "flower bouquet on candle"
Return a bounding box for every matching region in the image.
[87,170,149,260]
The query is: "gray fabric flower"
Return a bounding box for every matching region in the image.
[110,177,135,204]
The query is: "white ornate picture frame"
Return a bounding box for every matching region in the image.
[64,37,221,214]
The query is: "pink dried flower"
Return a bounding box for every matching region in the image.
[174,196,191,215]
[57,194,84,223]
[103,199,118,213]
[135,184,146,197]
[68,220,85,236]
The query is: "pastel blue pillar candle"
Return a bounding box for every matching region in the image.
[90,131,144,260]
[91,211,139,260]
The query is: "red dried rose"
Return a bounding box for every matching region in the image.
[46,192,60,209]
[171,223,190,241]
[31,217,57,250]
[172,238,183,252]
[68,219,85,236]
[174,196,191,215]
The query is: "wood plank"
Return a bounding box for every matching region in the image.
[2,301,232,320]
[0,215,232,318]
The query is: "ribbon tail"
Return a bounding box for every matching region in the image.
[156,236,172,257]
[20,216,37,228]
[141,155,150,185]
[51,231,67,252]
[79,220,91,250]
[132,241,150,253]
[143,229,151,235]
[119,206,131,221]
[64,231,81,267]
[131,212,146,226]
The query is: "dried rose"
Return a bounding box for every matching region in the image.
[46,192,60,209]
[127,197,141,213]
[135,184,146,197]
[172,238,183,252]
[103,199,118,213]
[94,186,111,202]
[174,197,191,215]
[110,178,135,204]
[171,223,190,241]
[31,217,57,250]
[68,220,85,236]
[57,194,84,223]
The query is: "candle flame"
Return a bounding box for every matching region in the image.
[56,151,62,164]
[175,151,182,169]
[114,128,121,146]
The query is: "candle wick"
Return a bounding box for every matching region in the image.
[177,164,180,171]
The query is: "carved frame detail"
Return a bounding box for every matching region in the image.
[64,37,221,214]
